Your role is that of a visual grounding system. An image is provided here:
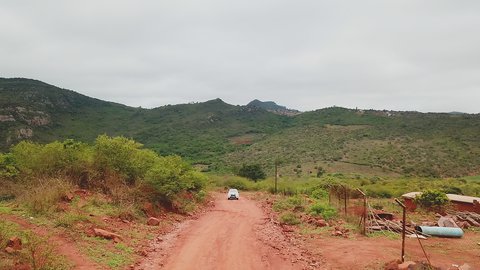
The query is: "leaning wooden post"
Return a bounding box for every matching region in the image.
[395,198,406,263]
[357,189,367,235]
[343,185,348,216]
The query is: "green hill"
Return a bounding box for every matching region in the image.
[224,107,480,177]
[1,78,480,177]
[0,78,291,164]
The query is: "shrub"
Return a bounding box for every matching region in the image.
[272,195,304,212]
[145,155,206,209]
[310,188,328,199]
[309,202,337,220]
[279,212,300,225]
[415,190,449,208]
[237,164,266,182]
[365,187,393,198]
[286,195,303,207]
[0,153,18,178]
[10,141,42,175]
[195,190,207,202]
[10,140,92,180]
[94,135,157,185]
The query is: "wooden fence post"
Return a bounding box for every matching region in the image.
[395,198,406,263]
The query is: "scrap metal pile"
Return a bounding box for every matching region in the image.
[448,211,480,228]
[365,204,480,238]
[366,207,429,238]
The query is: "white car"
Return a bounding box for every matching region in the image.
[227,189,239,200]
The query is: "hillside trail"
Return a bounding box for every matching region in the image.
[1,214,100,270]
[138,192,322,270]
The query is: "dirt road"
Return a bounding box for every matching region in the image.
[139,193,315,270]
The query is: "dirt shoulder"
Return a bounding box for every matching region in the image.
[1,214,100,270]
[301,232,480,270]
[137,192,321,270]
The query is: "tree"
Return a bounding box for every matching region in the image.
[238,164,266,182]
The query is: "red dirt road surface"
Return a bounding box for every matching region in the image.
[139,193,319,270]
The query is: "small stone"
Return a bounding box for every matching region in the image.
[5,247,16,254]
[7,236,22,250]
[331,230,343,236]
[85,228,96,237]
[398,261,416,270]
[93,228,122,241]
[459,263,472,270]
[62,193,74,202]
[316,219,327,227]
[147,217,160,226]
[74,189,88,195]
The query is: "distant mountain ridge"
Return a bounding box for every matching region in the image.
[1,77,480,178]
[247,99,301,116]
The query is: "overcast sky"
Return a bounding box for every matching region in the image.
[1,1,480,113]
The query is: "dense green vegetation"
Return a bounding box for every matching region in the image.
[2,78,480,178]
[0,135,207,213]
[211,172,480,198]
[0,136,208,270]
[237,164,266,181]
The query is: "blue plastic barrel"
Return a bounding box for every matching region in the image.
[415,226,464,238]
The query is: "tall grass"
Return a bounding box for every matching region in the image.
[17,178,74,216]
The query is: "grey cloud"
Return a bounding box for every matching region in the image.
[1,0,479,113]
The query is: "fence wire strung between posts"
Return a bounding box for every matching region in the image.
[328,185,431,236]
[327,185,368,234]
[327,185,432,264]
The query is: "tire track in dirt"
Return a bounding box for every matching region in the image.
[1,214,100,270]
[137,193,323,270]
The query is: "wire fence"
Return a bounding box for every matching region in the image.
[327,184,368,234]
